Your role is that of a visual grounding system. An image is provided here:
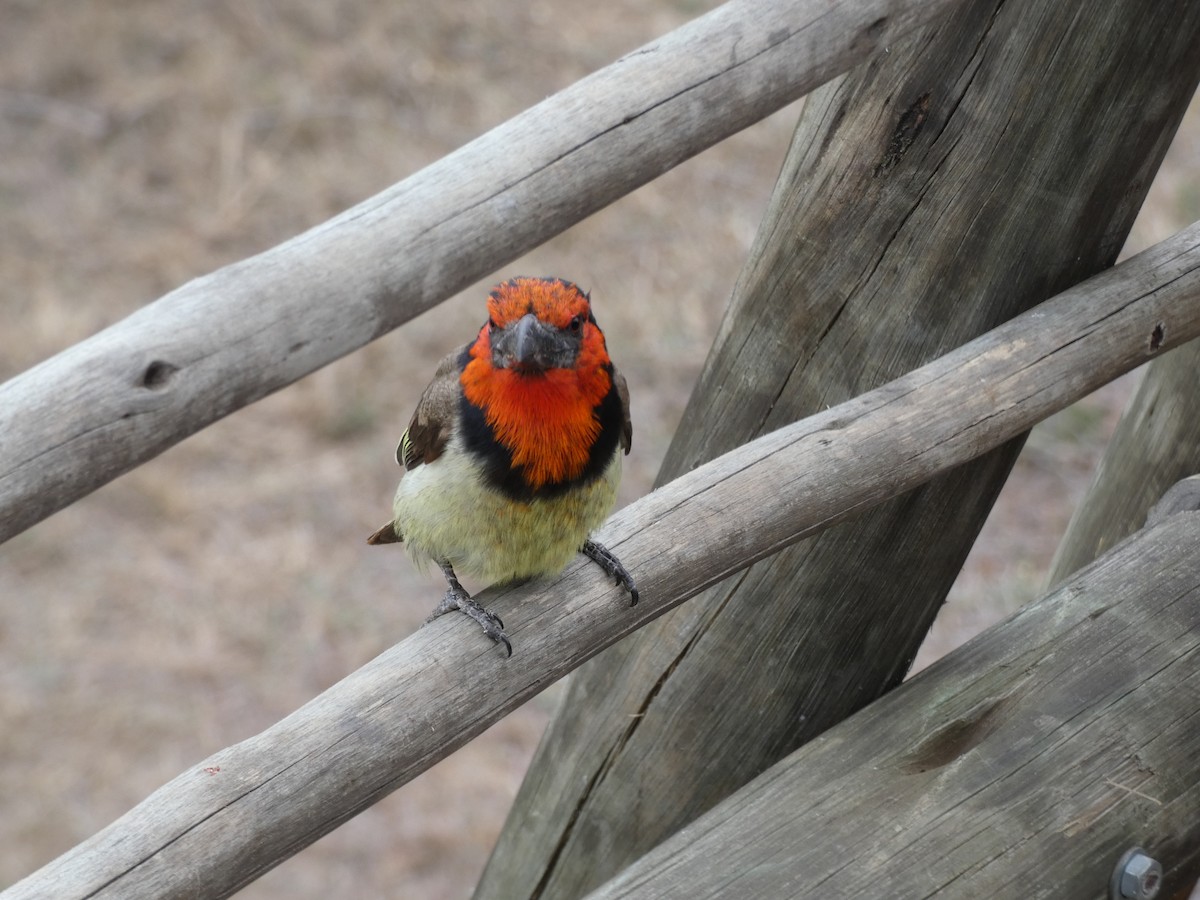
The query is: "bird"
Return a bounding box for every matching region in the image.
[367,276,637,655]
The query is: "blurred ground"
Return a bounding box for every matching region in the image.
[0,2,1197,897]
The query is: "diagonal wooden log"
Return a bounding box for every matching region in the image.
[0,0,963,546]
[585,507,1200,900]
[6,222,1199,900]
[474,1,1200,895]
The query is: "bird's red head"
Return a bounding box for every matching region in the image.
[486,276,592,335]
[461,277,616,490]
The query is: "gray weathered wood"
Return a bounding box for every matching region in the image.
[6,221,1200,900]
[1147,473,1200,525]
[586,509,1200,900]
[1047,338,1200,587]
[474,1,1200,896]
[0,0,962,547]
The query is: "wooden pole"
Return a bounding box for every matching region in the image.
[0,0,962,546]
[1047,338,1200,587]
[5,222,1200,900]
[474,1,1200,896]
[587,507,1200,900]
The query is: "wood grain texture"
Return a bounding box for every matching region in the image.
[1047,338,1200,587]
[474,1,1200,896]
[587,511,1200,900]
[0,0,961,546]
[6,219,1200,900]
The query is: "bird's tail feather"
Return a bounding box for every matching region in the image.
[366,522,403,545]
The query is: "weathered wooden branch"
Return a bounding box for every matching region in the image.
[7,222,1200,900]
[0,0,962,546]
[1047,337,1200,587]
[1147,473,1200,525]
[586,507,1200,900]
[475,0,1200,894]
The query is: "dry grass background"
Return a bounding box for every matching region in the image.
[0,2,1196,896]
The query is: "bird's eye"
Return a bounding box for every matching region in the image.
[569,315,584,333]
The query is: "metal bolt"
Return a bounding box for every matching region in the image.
[1110,847,1162,900]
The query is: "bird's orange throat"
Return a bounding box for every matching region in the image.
[461,349,612,491]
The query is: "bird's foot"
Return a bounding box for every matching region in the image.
[581,538,639,606]
[427,563,512,656]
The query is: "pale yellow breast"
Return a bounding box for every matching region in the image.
[392,432,622,585]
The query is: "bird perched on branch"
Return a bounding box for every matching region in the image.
[368,276,638,655]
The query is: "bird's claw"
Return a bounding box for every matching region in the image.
[427,581,512,657]
[581,538,639,606]
[426,593,512,657]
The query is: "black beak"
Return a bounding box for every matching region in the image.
[511,314,546,368]
[492,313,579,372]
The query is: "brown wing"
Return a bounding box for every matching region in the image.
[612,364,632,454]
[397,344,469,470]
